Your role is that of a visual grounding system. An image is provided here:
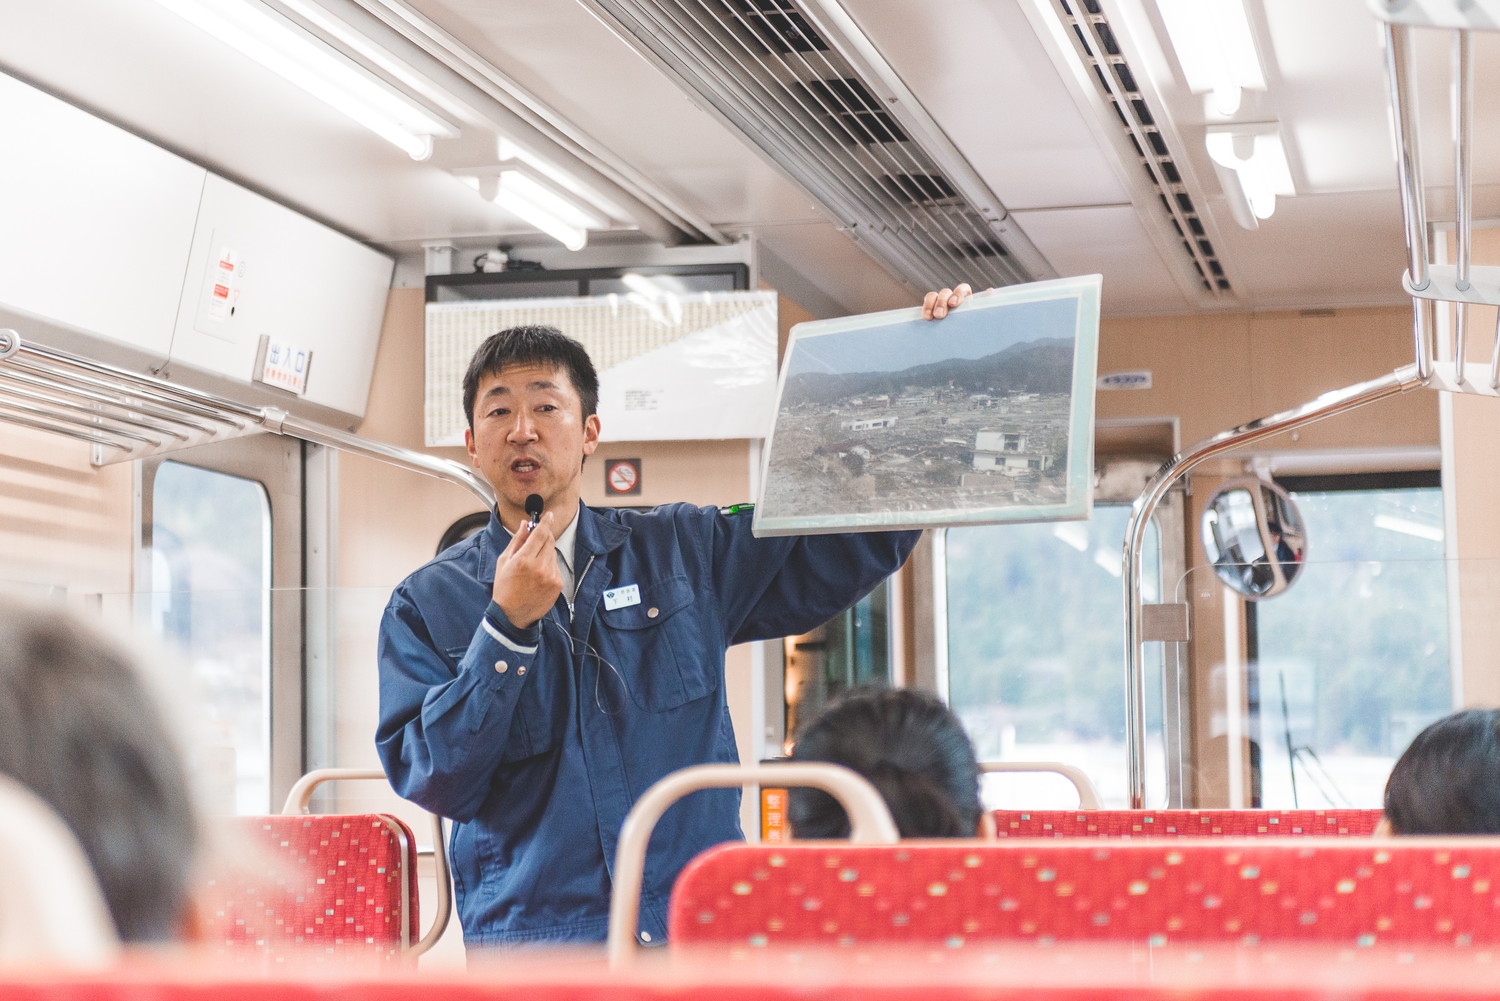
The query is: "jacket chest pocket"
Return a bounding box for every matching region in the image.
[599,574,717,712]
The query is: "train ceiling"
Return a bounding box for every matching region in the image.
[3,0,1493,318]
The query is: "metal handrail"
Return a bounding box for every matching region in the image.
[0,327,494,508]
[1121,364,1426,808]
[980,761,1103,809]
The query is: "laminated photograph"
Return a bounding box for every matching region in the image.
[753,275,1102,537]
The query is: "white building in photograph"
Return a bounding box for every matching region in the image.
[972,429,1052,476]
[842,415,897,432]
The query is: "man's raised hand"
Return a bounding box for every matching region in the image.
[922,283,975,320]
[492,511,562,629]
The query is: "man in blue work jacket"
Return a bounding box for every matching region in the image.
[376,324,920,950]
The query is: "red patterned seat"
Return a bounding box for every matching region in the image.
[991,809,1383,839]
[207,814,419,962]
[669,839,1500,950]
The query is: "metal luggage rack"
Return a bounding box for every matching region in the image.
[0,324,494,508]
[1121,0,1500,808]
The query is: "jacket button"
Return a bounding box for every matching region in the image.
[494,660,508,674]
[517,666,528,677]
[647,607,659,619]
[639,931,653,943]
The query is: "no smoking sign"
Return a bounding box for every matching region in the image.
[604,458,641,497]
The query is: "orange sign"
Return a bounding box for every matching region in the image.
[761,787,788,843]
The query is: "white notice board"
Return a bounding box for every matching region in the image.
[425,290,778,445]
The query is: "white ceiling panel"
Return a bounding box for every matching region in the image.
[1013,204,1195,316]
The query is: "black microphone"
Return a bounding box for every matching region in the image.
[524,493,543,530]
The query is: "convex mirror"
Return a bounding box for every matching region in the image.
[1200,478,1307,600]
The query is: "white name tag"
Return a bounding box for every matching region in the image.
[603,584,641,610]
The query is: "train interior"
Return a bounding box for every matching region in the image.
[4,0,1500,978]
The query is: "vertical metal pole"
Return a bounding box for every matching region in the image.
[1455,30,1472,292]
[1490,309,1500,390]
[1453,31,1473,383]
[1384,23,1430,295]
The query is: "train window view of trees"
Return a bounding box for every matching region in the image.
[150,461,271,814]
[947,483,1449,811]
[946,507,1167,808]
[1251,485,1449,809]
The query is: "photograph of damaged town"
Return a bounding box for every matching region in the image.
[754,276,1101,537]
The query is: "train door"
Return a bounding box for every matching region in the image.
[1242,472,1451,810]
[137,434,306,814]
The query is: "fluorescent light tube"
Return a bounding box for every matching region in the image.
[494,169,590,251]
[1207,127,1294,224]
[149,0,455,159]
[1156,0,1266,116]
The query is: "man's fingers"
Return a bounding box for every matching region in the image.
[922,283,974,320]
[518,511,555,555]
[500,519,530,556]
[922,290,943,320]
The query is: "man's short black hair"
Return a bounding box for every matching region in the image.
[1384,708,1500,835]
[462,325,600,429]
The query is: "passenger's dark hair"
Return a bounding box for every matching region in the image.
[461,324,600,429]
[0,595,200,942]
[788,686,982,838]
[1384,708,1500,835]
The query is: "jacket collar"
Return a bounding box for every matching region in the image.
[477,502,628,584]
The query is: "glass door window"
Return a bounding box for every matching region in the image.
[946,507,1166,807]
[1251,481,1449,808]
[149,461,271,814]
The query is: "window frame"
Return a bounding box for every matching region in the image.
[137,435,305,813]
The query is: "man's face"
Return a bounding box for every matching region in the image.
[465,363,600,526]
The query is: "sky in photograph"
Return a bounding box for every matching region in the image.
[784,296,1080,378]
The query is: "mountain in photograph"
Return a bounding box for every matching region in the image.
[782,337,1073,409]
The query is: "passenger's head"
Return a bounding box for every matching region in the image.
[1383,708,1500,835]
[788,686,983,838]
[462,324,600,430]
[0,594,201,942]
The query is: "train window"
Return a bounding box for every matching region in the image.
[945,507,1167,808]
[782,579,893,741]
[148,461,272,814]
[1248,476,1449,809]
[437,511,490,554]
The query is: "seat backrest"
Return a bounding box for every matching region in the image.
[669,839,1500,949]
[207,814,419,961]
[991,809,1383,839]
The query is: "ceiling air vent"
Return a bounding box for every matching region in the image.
[579,0,1054,294]
[796,78,909,145]
[1048,0,1233,295]
[734,0,828,54]
[881,174,958,204]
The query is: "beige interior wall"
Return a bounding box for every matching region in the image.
[0,426,135,604]
[1094,303,1438,805]
[1096,305,1434,450]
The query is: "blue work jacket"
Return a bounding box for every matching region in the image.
[376,502,918,949]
